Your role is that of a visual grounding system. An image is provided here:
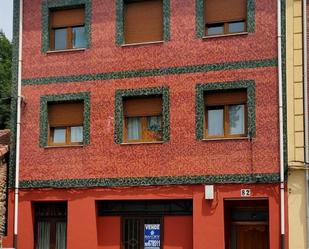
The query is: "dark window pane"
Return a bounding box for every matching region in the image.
[36,221,51,249]
[206,23,224,35]
[228,21,246,33]
[54,28,67,50]
[73,26,86,48]
[124,218,140,249]
[98,200,193,216]
[56,222,67,249]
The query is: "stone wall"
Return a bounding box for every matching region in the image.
[0,130,10,236]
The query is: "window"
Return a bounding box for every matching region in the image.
[122,217,162,249]
[34,202,67,249]
[115,87,169,144]
[123,96,163,143]
[204,0,247,36]
[124,0,163,44]
[50,7,86,50]
[48,102,84,146]
[204,90,247,138]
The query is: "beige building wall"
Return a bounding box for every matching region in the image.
[286,0,307,248]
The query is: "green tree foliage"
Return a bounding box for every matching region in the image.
[0,31,12,129]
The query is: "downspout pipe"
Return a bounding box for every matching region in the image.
[13,0,23,248]
[302,0,309,248]
[277,0,285,248]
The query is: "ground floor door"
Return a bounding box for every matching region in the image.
[225,200,270,249]
[234,223,269,249]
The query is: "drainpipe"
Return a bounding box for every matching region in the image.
[13,0,23,248]
[302,0,309,248]
[277,0,285,248]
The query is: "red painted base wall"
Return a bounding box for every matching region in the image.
[164,216,193,249]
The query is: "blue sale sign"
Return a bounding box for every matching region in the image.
[144,224,160,249]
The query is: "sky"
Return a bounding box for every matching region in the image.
[0,0,13,41]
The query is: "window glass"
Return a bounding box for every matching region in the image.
[207,24,224,35]
[37,221,51,249]
[71,126,83,143]
[229,104,245,134]
[56,222,67,249]
[123,218,141,249]
[147,116,162,131]
[54,28,67,50]
[228,21,246,33]
[127,117,141,140]
[208,107,224,136]
[73,26,86,48]
[53,128,66,144]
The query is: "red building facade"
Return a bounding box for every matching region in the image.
[5,0,285,249]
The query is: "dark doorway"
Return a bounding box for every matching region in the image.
[224,199,269,249]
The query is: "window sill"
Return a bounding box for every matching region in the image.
[202,137,249,142]
[121,40,164,47]
[202,32,248,39]
[44,144,84,149]
[121,141,165,145]
[46,48,87,54]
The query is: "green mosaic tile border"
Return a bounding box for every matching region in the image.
[195,0,204,38]
[114,86,170,144]
[115,0,170,46]
[22,58,277,86]
[195,80,255,140]
[196,0,255,38]
[19,173,280,189]
[246,0,255,33]
[39,92,91,147]
[41,0,92,53]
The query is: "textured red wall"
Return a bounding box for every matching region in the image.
[19,0,280,182]
[22,0,277,79]
[20,67,279,181]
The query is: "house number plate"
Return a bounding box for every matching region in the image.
[240,189,251,197]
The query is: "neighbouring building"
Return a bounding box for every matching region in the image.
[4,0,286,249]
[286,0,308,249]
[0,130,10,242]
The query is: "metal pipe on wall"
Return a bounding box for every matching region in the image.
[13,0,23,248]
[277,0,285,248]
